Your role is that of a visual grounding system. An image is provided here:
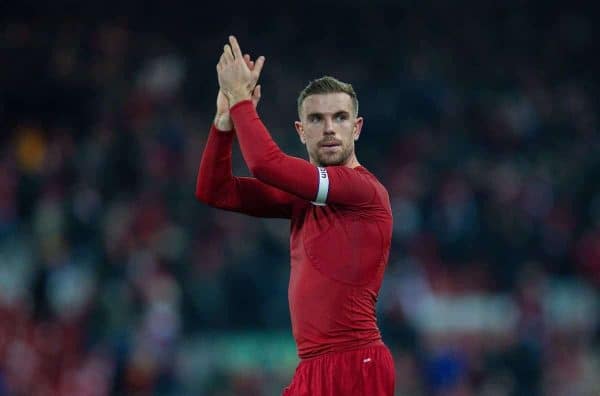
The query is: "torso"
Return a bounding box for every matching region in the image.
[288,168,393,359]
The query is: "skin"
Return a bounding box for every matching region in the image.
[294,93,363,167]
[214,51,263,131]
[216,36,264,109]
[213,84,261,132]
[216,36,363,168]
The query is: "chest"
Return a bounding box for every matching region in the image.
[290,203,391,285]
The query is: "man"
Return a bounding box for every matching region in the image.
[196,36,395,395]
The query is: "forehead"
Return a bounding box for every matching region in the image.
[301,93,354,115]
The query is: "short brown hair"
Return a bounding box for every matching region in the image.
[297,76,359,117]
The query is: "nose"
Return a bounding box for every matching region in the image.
[323,118,335,135]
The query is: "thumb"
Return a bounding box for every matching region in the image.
[251,85,261,107]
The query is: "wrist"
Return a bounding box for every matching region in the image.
[213,113,233,132]
[225,90,252,108]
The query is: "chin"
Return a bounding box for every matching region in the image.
[318,156,345,167]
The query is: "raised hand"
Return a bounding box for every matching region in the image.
[213,53,262,131]
[216,36,265,107]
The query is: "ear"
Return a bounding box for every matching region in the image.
[294,121,306,144]
[353,116,364,141]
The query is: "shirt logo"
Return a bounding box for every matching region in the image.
[319,167,327,179]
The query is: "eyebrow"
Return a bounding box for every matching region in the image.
[306,110,350,118]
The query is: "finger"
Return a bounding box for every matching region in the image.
[219,52,227,66]
[253,84,261,99]
[243,54,253,70]
[252,56,266,78]
[229,35,243,59]
[223,45,234,63]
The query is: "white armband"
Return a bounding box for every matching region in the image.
[311,167,329,206]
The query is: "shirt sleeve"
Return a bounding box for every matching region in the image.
[195,125,295,218]
[230,100,376,206]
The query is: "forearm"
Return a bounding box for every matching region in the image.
[229,100,318,201]
[195,124,294,217]
[195,125,238,207]
[229,100,376,206]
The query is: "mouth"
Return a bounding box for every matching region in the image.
[320,145,341,153]
[319,141,342,148]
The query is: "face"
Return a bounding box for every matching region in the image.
[295,93,363,167]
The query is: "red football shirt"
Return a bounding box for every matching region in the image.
[196,100,393,359]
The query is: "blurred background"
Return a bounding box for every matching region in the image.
[1,1,599,395]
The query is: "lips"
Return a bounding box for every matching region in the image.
[319,140,342,148]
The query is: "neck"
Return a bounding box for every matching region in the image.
[345,154,361,168]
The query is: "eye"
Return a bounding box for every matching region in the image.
[308,114,322,123]
[334,113,348,122]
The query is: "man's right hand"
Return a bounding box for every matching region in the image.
[214,54,262,132]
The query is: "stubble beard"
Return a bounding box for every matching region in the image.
[313,144,353,167]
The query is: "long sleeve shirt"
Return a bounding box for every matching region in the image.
[196,100,393,359]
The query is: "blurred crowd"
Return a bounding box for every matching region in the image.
[1,1,599,395]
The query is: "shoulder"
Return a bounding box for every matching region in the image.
[355,167,389,196]
[348,166,392,213]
